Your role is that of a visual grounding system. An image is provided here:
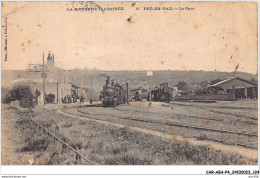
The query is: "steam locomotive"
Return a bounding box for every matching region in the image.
[100,77,128,107]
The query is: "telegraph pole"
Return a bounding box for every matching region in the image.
[42,52,46,105]
[90,75,93,104]
[126,83,129,104]
[214,47,216,72]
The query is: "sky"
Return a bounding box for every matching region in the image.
[1,1,258,74]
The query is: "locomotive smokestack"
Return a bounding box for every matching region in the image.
[106,77,109,85]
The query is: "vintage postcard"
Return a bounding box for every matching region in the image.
[1,0,258,169]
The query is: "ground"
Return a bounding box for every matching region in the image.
[1,100,258,165]
[1,106,38,165]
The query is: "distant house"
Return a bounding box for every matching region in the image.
[11,51,86,105]
[207,77,257,99]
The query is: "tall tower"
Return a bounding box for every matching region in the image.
[47,51,54,66]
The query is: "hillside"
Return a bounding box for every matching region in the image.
[2,69,257,100]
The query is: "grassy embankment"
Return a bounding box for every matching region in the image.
[2,105,257,165]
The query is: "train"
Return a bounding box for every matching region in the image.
[130,87,148,102]
[151,83,173,102]
[99,77,128,107]
[99,78,173,106]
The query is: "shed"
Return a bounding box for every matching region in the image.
[208,77,257,99]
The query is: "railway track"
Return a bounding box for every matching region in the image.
[112,106,243,124]
[76,108,258,149]
[170,102,258,121]
[77,109,257,137]
[30,118,127,165]
[30,119,95,165]
[204,138,257,149]
[82,102,257,124]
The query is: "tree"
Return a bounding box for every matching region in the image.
[20,91,34,108]
[35,90,41,98]
[3,84,35,108]
[2,91,13,104]
[45,94,55,103]
[176,81,188,92]
[210,79,222,85]
[194,81,210,95]
[251,78,257,84]
[200,81,209,89]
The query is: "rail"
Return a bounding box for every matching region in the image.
[30,119,95,165]
[77,109,257,137]
[77,108,258,149]
[174,93,235,101]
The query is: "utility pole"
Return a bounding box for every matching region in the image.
[42,52,46,105]
[214,47,217,72]
[57,82,59,104]
[90,75,93,104]
[126,83,129,104]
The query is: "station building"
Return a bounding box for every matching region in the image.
[10,52,86,105]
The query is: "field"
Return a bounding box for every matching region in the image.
[1,100,258,165]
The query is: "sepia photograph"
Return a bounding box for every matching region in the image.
[0,0,258,171]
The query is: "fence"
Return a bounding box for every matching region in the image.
[174,93,235,101]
